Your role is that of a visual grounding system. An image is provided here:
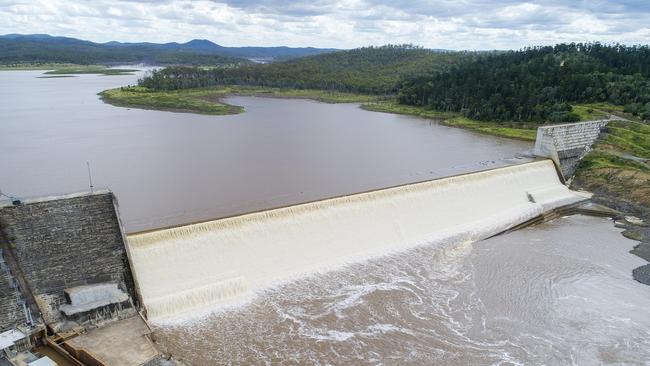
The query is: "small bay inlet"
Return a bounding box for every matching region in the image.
[127,160,586,320]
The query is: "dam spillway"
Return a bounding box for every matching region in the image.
[127,160,587,320]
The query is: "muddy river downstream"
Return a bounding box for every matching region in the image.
[154,215,650,365]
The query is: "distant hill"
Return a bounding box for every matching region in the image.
[139,45,466,94]
[0,34,336,65]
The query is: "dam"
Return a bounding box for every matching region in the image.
[127,160,587,320]
[0,108,644,364]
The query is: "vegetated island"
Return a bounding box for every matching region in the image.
[1,63,138,76]
[43,65,138,76]
[100,43,650,279]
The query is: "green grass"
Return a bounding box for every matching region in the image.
[0,63,137,75]
[45,65,136,75]
[571,104,609,121]
[573,118,650,211]
[444,117,537,141]
[364,101,537,141]
[99,86,640,152]
[362,101,456,119]
[0,63,80,70]
[36,75,77,79]
[573,102,641,122]
[577,119,650,173]
[230,86,379,103]
[99,86,243,115]
[600,123,650,159]
[576,150,650,174]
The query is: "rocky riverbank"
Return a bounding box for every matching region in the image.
[572,167,650,285]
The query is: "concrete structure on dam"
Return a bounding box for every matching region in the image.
[0,190,160,365]
[0,191,137,329]
[533,119,609,179]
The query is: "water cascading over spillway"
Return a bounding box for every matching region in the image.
[127,160,587,320]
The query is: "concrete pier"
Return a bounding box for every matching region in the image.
[533,119,609,179]
[64,316,159,366]
[0,190,137,329]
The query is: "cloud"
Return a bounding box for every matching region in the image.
[0,0,648,49]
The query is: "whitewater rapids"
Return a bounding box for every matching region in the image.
[126,160,586,320]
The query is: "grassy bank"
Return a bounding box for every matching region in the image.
[363,101,538,141]
[100,86,379,115]
[0,63,79,70]
[44,65,136,75]
[100,85,538,140]
[573,119,650,213]
[1,63,136,75]
[99,87,243,115]
[100,85,643,153]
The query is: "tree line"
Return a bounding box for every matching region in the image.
[398,43,650,122]
[139,43,650,122]
[138,45,466,95]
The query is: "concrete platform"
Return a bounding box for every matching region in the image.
[64,316,159,366]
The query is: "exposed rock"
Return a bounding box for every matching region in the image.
[625,215,647,226]
[633,264,650,285]
[631,242,650,262]
[622,230,644,241]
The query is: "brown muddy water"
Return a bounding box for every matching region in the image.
[153,215,650,365]
[0,70,530,232]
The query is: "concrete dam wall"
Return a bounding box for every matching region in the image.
[533,119,609,178]
[0,191,137,330]
[127,160,587,321]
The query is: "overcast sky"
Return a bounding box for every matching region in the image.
[1,0,649,49]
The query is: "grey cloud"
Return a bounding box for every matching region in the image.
[1,0,649,49]
[214,0,338,16]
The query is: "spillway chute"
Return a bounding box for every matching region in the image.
[127,160,587,321]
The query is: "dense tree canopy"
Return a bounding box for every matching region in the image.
[398,43,650,122]
[139,45,465,94]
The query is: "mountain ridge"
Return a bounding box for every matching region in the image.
[0,33,338,65]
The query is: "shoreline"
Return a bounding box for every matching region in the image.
[99,86,378,116]
[1,64,137,75]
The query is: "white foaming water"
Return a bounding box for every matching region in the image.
[127,160,585,320]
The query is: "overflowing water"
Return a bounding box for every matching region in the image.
[152,215,650,365]
[127,161,585,320]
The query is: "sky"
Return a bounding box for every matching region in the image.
[1,0,649,50]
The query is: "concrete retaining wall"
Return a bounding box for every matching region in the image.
[0,250,28,331]
[533,120,609,179]
[0,190,136,326]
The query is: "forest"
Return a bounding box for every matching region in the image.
[398,43,650,122]
[138,45,466,94]
[139,43,650,123]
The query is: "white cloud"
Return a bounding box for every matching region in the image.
[0,0,648,49]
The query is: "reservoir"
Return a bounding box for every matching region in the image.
[0,70,530,232]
